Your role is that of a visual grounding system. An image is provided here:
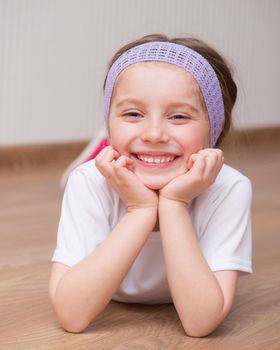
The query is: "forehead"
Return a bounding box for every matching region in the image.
[112,61,204,107]
[115,61,199,90]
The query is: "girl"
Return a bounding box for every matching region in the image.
[49,34,252,337]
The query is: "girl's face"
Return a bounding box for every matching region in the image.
[108,62,210,190]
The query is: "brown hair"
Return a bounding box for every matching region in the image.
[104,34,237,146]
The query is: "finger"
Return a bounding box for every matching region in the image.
[114,156,135,175]
[114,155,134,169]
[188,152,222,187]
[97,146,119,163]
[187,153,206,170]
[112,159,129,179]
[199,148,224,162]
[198,149,224,170]
[198,148,222,160]
[95,146,120,178]
[187,153,207,176]
[197,149,224,182]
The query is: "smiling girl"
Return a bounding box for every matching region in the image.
[49,34,252,337]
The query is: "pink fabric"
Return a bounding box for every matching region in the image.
[84,138,110,163]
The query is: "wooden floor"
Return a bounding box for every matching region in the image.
[1,139,280,349]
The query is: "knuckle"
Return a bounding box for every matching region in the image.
[114,166,126,177]
[113,160,123,170]
[215,149,223,157]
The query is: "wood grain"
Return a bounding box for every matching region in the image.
[0,136,280,349]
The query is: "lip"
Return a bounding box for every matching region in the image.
[131,152,180,168]
[132,151,179,157]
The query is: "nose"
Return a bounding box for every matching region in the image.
[141,118,169,144]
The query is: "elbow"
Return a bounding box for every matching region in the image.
[50,296,91,334]
[57,309,92,334]
[181,312,224,338]
[55,307,91,333]
[182,296,227,337]
[182,319,221,338]
[48,273,96,333]
[59,318,88,334]
[183,325,216,338]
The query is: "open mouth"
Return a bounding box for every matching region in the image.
[132,153,179,166]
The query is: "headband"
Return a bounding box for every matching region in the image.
[104,41,225,147]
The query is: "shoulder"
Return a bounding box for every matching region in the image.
[65,160,118,204]
[191,165,253,274]
[215,163,251,185]
[67,160,108,191]
[210,164,251,197]
[194,164,252,211]
[69,159,105,182]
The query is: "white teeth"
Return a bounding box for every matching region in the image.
[136,155,175,163]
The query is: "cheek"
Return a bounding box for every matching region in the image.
[108,128,130,155]
[178,130,209,163]
[185,125,210,149]
[109,135,123,152]
[108,120,121,149]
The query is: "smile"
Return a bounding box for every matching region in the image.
[132,153,180,168]
[136,154,175,163]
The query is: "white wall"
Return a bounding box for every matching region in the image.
[0,0,279,146]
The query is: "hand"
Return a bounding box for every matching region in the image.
[95,146,159,213]
[159,149,224,205]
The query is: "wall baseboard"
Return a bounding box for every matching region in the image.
[0,127,279,170]
[221,126,280,148]
[0,141,87,170]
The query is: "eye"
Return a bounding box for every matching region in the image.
[173,114,187,119]
[169,114,191,121]
[123,112,144,118]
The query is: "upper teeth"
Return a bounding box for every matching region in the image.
[136,155,175,163]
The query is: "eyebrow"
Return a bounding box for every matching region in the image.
[115,98,144,109]
[115,98,200,114]
[166,101,200,114]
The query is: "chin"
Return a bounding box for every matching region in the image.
[134,165,187,190]
[141,178,171,190]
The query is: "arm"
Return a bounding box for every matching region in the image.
[49,146,158,333]
[159,198,238,337]
[49,208,156,333]
[159,149,238,337]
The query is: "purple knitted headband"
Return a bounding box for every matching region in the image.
[104,41,225,147]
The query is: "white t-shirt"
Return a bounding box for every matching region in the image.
[52,160,252,304]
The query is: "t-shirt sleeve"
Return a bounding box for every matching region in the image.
[197,176,253,274]
[52,166,111,267]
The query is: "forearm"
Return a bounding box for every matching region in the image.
[159,199,225,337]
[53,209,156,332]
